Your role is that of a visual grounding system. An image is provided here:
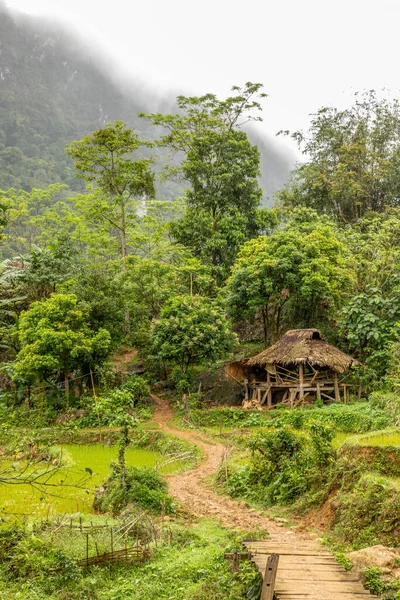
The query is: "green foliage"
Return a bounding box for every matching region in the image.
[66,121,155,259]
[190,403,390,433]
[363,567,388,595]
[94,463,174,515]
[334,552,353,571]
[150,295,237,373]
[94,376,150,427]
[0,518,261,600]
[340,287,400,380]
[141,83,269,283]
[278,91,400,222]
[0,184,71,257]
[332,472,400,547]
[64,264,127,348]
[226,209,353,343]
[224,423,335,506]
[369,392,400,427]
[121,252,214,347]
[14,293,111,389]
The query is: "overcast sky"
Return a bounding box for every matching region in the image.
[4,0,400,153]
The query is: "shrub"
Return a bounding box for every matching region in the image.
[93,463,175,515]
[223,422,335,506]
[363,567,388,595]
[332,472,400,547]
[369,391,400,427]
[190,403,390,433]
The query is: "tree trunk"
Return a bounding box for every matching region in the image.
[118,424,130,492]
[64,374,70,408]
[120,199,127,259]
[261,307,268,348]
[25,384,31,410]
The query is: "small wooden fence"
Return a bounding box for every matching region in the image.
[77,544,151,568]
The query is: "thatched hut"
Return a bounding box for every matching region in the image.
[226,329,358,409]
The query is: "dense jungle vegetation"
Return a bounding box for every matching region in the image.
[3,7,400,597]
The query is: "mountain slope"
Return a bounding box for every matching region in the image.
[0,4,293,201]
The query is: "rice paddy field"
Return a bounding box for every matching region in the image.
[0,444,185,519]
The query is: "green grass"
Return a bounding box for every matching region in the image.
[0,444,188,519]
[350,429,400,447]
[0,518,262,600]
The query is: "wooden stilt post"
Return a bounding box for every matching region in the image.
[261,553,279,600]
[334,372,341,403]
[266,372,272,407]
[316,382,321,401]
[299,363,304,399]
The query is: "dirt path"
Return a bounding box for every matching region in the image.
[152,394,284,532]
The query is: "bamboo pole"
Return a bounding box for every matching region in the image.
[266,372,272,407]
[299,363,304,399]
[333,372,341,403]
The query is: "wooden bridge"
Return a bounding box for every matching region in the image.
[242,535,378,600]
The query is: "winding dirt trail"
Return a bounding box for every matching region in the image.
[151,396,378,599]
[152,394,283,532]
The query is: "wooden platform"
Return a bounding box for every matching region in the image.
[244,536,378,600]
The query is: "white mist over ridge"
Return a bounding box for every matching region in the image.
[0,1,294,199]
[6,0,400,154]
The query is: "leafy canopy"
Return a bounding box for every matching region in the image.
[278,91,400,222]
[66,120,155,258]
[141,83,268,283]
[150,295,237,372]
[225,209,354,344]
[14,293,111,385]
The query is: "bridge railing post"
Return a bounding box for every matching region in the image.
[261,553,279,600]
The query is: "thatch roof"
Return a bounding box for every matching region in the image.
[246,329,358,374]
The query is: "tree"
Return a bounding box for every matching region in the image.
[339,287,400,381]
[150,296,237,374]
[225,209,354,345]
[343,209,400,294]
[66,121,155,259]
[278,91,400,222]
[141,83,269,283]
[0,184,69,257]
[14,293,111,399]
[0,202,6,243]
[336,210,400,380]
[96,377,148,492]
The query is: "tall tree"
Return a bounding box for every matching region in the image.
[225,210,354,345]
[14,293,111,398]
[141,83,270,283]
[66,121,155,259]
[278,91,400,222]
[150,295,237,374]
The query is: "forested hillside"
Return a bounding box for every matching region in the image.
[0,3,292,199]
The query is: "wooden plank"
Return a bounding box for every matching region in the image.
[276,573,360,582]
[251,551,333,556]
[275,582,371,592]
[253,562,348,572]
[276,593,374,596]
[261,553,279,600]
[244,539,378,600]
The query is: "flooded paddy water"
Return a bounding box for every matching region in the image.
[0,444,182,518]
